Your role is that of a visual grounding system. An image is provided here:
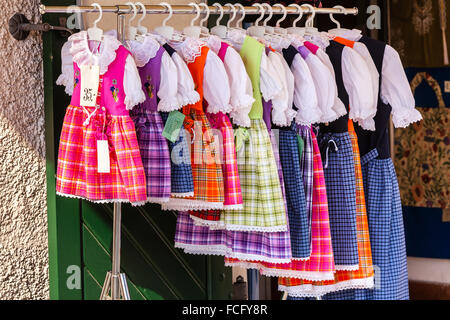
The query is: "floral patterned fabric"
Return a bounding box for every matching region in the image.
[394,69,449,221]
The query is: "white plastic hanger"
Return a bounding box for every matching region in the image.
[125,2,138,40]
[198,3,210,36]
[135,2,148,38]
[273,4,288,35]
[328,6,349,35]
[87,3,104,42]
[302,4,319,35]
[262,3,274,34]
[183,3,202,38]
[287,4,305,36]
[247,3,266,38]
[154,2,175,40]
[225,3,237,29]
[211,3,227,38]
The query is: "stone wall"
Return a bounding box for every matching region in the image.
[0,0,48,299]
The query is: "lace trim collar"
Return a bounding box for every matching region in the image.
[127,35,161,67]
[206,35,222,54]
[68,31,122,75]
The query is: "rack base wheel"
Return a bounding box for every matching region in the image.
[99,271,131,300]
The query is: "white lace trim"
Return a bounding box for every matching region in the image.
[319,109,342,124]
[355,117,376,131]
[177,90,201,107]
[173,38,206,64]
[56,192,146,206]
[69,31,121,75]
[221,222,288,233]
[224,260,335,281]
[125,92,146,111]
[161,199,224,211]
[272,111,289,128]
[223,203,244,211]
[392,108,423,128]
[56,74,73,96]
[335,265,360,271]
[207,103,233,115]
[206,35,222,54]
[285,109,298,126]
[230,111,252,128]
[146,196,170,205]
[296,109,323,127]
[127,36,161,67]
[291,257,311,262]
[158,96,182,112]
[171,191,195,198]
[278,277,375,298]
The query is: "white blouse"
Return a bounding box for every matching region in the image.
[228,30,283,104]
[291,38,340,124]
[277,53,297,125]
[330,29,422,128]
[171,37,232,114]
[127,36,180,112]
[267,50,292,127]
[206,35,255,127]
[56,31,145,110]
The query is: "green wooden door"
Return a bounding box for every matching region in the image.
[43,1,232,300]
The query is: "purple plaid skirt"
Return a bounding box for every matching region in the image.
[131,109,171,204]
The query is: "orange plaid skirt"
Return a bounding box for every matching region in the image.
[279,121,374,298]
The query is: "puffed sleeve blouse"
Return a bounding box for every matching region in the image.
[206,35,255,127]
[127,35,180,112]
[173,37,232,114]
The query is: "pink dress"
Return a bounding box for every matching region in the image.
[56,31,147,205]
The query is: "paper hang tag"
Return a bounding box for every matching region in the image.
[162,111,186,143]
[97,140,110,173]
[80,64,100,107]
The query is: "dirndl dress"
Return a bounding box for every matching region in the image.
[56,35,147,205]
[129,45,171,204]
[317,130,359,270]
[283,121,374,298]
[227,128,335,281]
[162,44,225,212]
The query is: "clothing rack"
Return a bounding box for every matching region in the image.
[34,2,359,301]
[39,4,358,16]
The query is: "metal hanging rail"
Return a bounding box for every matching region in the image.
[39,4,358,16]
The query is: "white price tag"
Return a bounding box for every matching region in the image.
[445,81,450,93]
[80,65,100,107]
[97,140,110,173]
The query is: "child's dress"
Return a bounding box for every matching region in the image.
[127,35,179,204]
[56,31,147,205]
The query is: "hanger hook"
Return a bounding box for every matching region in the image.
[252,3,265,26]
[330,5,347,29]
[224,3,237,28]
[159,2,173,26]
[234,3,246,28]
[135,2,146,28]
[188,2,201,26]
[261,3,273,27]
[198,3,210,27]
[224,4,237,28]
[288,4,303,27]
[212,3,224,27]
[273,4,287,27]
[91,3,103,28]
[301,4,315,28]
[125,2,137,25]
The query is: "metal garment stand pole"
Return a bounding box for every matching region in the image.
[99,12,130,301]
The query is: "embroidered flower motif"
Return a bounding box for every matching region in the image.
[74,71,80,89]
[110,85,119,103]
[144,75,154,99]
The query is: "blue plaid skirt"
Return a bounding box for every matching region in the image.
[279,123,310,259]
[160,111,194,196]
[317,131,359,269]
[321,149,409,300]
